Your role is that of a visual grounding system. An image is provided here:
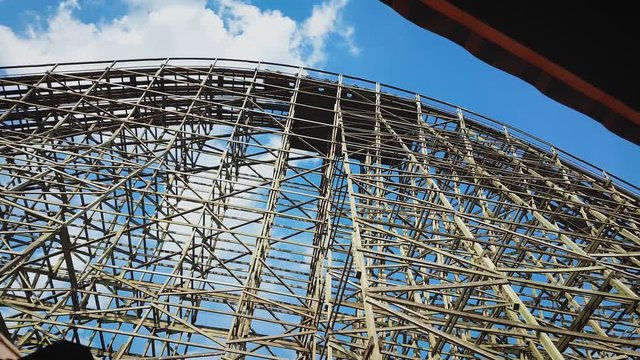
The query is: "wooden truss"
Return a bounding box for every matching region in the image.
[0,58,639,359]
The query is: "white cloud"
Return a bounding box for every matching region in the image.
[0,0,358,67]
[301,0,358,64]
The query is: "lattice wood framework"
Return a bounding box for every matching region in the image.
[0,59,639,359]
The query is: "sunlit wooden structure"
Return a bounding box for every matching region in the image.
[1,59,639,359]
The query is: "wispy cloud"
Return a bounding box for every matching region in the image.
[300,0,359,64]
[0,0,358,67]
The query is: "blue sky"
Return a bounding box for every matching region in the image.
[0,0,637,185]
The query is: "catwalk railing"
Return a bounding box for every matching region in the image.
[0,58,639,359]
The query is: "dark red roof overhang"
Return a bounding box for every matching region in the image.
[381,0,640,145]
